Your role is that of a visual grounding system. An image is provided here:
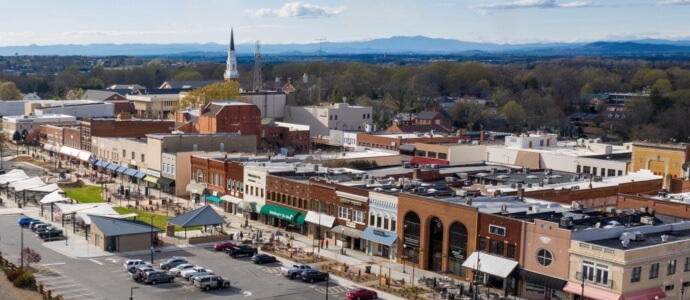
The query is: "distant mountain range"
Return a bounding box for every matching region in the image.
[2,36,690,56]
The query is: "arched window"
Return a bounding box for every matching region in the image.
[447,222,469,276]
[370,212,376,226]
[196,170,204,183]
[403,212,421,264]
[384,215,390,230]
[377,213,383,228]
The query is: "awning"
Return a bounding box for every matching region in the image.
[43,144,56,152]
[134,171,146,179]
[77,151,91,162]
[622,287,666,300]
[260,205,300,222]
[332,225,363,238]
[144,176,159,184]
[305,211,336,228]
[185,182,206,194]
[95,160,108,168]
[398,144,416,152]
[25,183,60,193]
[564,282,622,300]
[158,177,175,186]
[39,190,69,204]
[115,166,127,173]
[411,156,450,165]
[206,195,222,203]
[123,169,138,177]
[221,195,242,204]
[360,227,398,246]
[59,146,76,156]
[515,269,567,291]
[106,163,118,171]
[237,200,257,213]
[462,251,518,278]
[295,214,306,225]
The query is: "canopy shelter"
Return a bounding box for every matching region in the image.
[26,183,61,193]
[39,190,70,221]
[166,205,225,241]
[54,203,121,238]
[0,169,29,185]
[9,177,49,206]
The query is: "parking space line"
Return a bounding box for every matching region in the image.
[48,284,83,290]
[36,279,73,285]
[89,259,103,265]
[41,262,66,266]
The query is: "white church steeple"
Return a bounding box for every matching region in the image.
[224,28,239,81]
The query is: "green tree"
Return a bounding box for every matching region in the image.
[502,100,527,131]
[172,70,203,81]
[0,82,22,100]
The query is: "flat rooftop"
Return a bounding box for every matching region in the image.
[586,228,690,251]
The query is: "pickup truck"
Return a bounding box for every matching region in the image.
[280,264,313,279]
[180,267,214,280]
[37,228,63,239]
[226,244,258,258]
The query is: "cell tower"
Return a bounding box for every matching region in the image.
[253,40,263,92]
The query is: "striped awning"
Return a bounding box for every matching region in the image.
[105,163,119,171]
[360,227,398,246]
[134,171,146,179]
[115,166,127,173]
[123,169,138,177]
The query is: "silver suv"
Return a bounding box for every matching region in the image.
[193,275,230,291]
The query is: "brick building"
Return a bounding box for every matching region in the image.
[189,154,246,213]
[81,118,175,152]
[261,121,310,154]
[265,175,311,235]
[356,132,465,152]
[175,101,262,149]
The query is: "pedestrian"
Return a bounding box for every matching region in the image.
[325,239,329,249]
[240,231,244,240]
[320,239,324,249]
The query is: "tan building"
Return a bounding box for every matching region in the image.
[521,219,572,300]
[629,142,690,188]
[88,215,160,252]
[410,142,487,165]
[127,94,180,119]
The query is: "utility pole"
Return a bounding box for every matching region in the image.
[316,38,326,102]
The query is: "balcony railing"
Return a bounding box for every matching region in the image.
[576,272,613,288]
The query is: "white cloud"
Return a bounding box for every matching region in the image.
[475,0,593,10]
[247,2,345,18]
[658,0,690,5]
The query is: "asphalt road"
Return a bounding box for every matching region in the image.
[0,214,357,300]
[0,159,46,178]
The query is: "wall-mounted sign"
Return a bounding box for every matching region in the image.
[373,229,387,237]
[146,169,161,178]
[404,235,420,247]
[339,198,362,206]
[346,221,356,228]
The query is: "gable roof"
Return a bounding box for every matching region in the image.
[166,205,225,227]
[415,111,440,120]
[390,124,450,134]
[159,80,223,89]
[82,90,125,101]
[90,215,161,237]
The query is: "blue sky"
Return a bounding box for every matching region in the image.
[1,0,689,46]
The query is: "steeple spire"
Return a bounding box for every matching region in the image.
[224,27,239,81]
[230,27,235,51]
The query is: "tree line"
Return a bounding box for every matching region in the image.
[1,56,690,142]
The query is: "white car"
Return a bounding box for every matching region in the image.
[168,263,196,277]
[180,267,214,280]
[123,259,152,272]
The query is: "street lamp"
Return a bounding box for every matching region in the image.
[402,244,407,273]
[20,224,24,269]
[150,216,154,264]
[129,286,139,300]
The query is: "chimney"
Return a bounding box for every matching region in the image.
[198,103,204,114]
[456,128,463,137]
[412,167,421,180]
[480,130,486,141]
[517,188,525,199]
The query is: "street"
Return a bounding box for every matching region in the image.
[0,214,357,300]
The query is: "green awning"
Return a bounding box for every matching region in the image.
[260,205,299,222]
[206,195,222,203]
[295,214,306,225]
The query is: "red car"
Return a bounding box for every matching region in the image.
[213,241,237,251]
[346,288,378,300]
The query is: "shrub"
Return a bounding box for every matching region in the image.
[13,271,35,288]
[6,268,24,282]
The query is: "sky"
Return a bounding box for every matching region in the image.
[1,0,689,46]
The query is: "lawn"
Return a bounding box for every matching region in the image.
[62,185,105,203]
[113,207,200,232]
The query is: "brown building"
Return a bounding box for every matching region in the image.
[189,154,246,213]
[265,175,311,234]
[397,193,479,279]
[81,118,175,152]
[261,120,310,154]
[309,178,369,252]
[357,132,465,152]
[413,111,452,130]
[175,101,263,149]
[520,219,572,299]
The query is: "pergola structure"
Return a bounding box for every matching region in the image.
[166,205,225,241]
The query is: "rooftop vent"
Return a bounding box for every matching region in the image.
[661,235,669,243]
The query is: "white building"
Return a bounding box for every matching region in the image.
[2,114,77,140]
[243,92,287,119]
[35,102,115,119]
[126,94,179,119]
[486,132,631,177]
[0,101,27,117]
[362,191,399,261]
[284,103,373,138]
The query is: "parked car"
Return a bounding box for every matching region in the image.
[130,266,156,282]
[180,267,214,280]
[123,259,152,272]
[28,220,45,230]
[143,271,175,285]
[346,288,378,300]
[251,253,278,264]
[194,275,230,291]
[280,264,313,279]
[37,228,63,239]
[159,257,188,270]
[18,217,40,227]
[168,263,195,276]
[301,270,329,283]
[213,241,237,251]
[32,223,51,233]
[226,244,258,258]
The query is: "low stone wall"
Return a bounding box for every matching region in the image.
[187,234,233,245]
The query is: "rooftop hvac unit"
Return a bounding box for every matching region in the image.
[606,207,616,213]
[526,183,533,188]
[446,177,455,182]
[491,168,497,174]
[510,183,517,189]
[523,168,530,174]
[634,232,646,241]
[594,176,603,182]
[544,169,553,175]
[517,183,523,189]
[572,201,583,209]
[366,179,376,186]
[661,235,669,243]
[640,216,655,225]
[457,190,468,197]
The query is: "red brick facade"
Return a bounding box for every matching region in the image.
[357,133,464,151]
[81,119,174,151]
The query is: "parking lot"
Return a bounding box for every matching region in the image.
[0,214,360,300]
